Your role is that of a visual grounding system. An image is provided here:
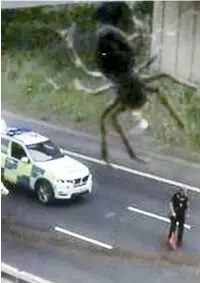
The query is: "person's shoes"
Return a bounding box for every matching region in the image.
[166,233,177,250]
[176,240,182,247]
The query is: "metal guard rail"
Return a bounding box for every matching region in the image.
[1,262,55,283]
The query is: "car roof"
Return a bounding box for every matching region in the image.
[3,127,49,146]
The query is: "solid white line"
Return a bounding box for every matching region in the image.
[62,149,200,194]
[1,262,54,283]
[127,206,191,230]
[54,226,113,250]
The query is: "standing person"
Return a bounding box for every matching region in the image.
[168,188,189,246]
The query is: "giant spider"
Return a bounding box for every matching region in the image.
[62,2,184,164]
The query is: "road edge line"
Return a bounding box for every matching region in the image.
[62,149,200,194]
[1,262,54,283]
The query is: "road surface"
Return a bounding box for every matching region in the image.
[1,112,200,283]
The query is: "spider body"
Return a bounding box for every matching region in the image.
[95,25,135,83]
[116,74,148,110]
[65,2,185,164]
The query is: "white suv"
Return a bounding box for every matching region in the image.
[1,125,93,204]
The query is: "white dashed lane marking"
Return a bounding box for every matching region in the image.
[54,226,113,250]
[127,206,192,230]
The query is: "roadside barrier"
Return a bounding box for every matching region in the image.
[1,263,55,283]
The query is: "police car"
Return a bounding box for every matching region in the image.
[1,120,93,204]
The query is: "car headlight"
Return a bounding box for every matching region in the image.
[56,179,65,183]
[56,179,72,183]
[56,179,74,188]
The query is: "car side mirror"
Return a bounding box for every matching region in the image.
[20,157,29,164]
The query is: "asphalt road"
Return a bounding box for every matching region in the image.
[1,112,200,283]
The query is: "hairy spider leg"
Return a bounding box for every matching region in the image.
[100,98,120,164]
[136,53,159,74]
[142,73,167,83]
[144,75,185,129]
[111,104,146,164]
[74,79,114,95]
[158,93,184,129]
[65,24,103,78]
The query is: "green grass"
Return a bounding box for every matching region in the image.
[2,46,200,163]
[1,48,109,129]
[143,78,200,162]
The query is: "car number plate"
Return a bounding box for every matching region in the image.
[77,186,86,193]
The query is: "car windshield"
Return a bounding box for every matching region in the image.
[27,140,64,162]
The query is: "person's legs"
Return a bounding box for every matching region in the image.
[177,214,185,245]
[168,216,177,239]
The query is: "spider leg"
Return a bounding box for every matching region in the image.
[111,105,146,164]
[128,32,140,41]
[144,85,160,93]
[143,72,197,89]
[136,52,159,74]
[143,72,195,87]
[100,98,120,164]
[145,86,184,129]
[74,79,114,95]
[64,23,104,79]
[157,93,185,129]
[142,73,167,83]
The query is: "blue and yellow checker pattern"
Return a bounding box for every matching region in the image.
[16,165,45,188]
[1,153,55,190]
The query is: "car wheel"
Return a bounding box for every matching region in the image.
[36,180,54,205]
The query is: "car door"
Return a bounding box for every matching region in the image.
[1,136,10,177]
[5,141,30,185]
[4,140,20,184]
